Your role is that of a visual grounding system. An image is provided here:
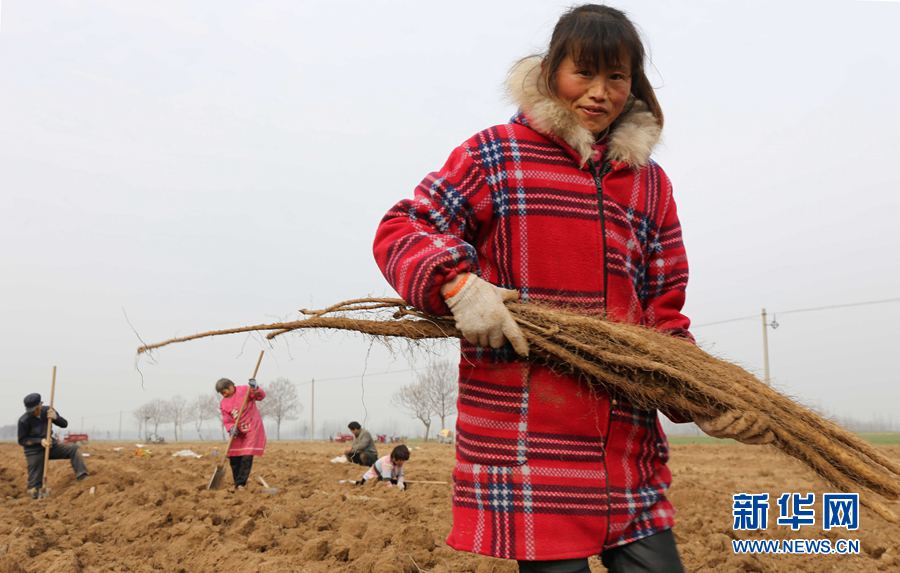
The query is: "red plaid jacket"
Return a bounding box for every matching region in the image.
[373,57,693,561]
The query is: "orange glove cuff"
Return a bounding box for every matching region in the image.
[442,274,469,300]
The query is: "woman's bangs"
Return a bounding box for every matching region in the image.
[568,22,633,73]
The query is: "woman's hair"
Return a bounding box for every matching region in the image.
[540,4,663,129]
[391,444,410,462]
[215,378,235,393]
[347,421,362,431]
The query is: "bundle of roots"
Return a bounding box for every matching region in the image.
[137,298,900,521]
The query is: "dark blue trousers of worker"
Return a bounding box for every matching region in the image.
[229,455,254,487]
[25,443,89,490]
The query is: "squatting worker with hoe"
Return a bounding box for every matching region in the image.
[344,421,378,466]
[216,377,267,489]
[18,393,89,499]
[374,5,773,572]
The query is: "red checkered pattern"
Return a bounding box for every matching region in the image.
[373,110,692,560]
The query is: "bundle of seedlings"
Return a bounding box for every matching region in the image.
[138,297,900,521]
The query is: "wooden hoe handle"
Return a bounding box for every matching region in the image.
[41,366,57,490]
[251,349,265,379]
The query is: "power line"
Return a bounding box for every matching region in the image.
[693,314,757,328]
[295,367,422,385]
[693,296,900,329]
[773,296,900,317]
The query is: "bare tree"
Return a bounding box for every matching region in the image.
[393,380,435,441]
[163,396,190,442]
[144,399,168,441]
[132,404,152,440]
[193,394,220,441]
[258,377,301,440]
[422,361,458,430]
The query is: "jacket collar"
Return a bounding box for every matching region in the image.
[506,56,661,168]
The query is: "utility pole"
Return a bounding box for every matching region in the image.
[118,411,122,440]
[310,378,315,441]
[761,307,773,385]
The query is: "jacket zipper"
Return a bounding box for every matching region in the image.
[590,159,612,313]
[601,396,616,549]
[588,158,615,548]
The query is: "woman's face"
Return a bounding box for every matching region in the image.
[554,54,632,136]
[220,386,236,398]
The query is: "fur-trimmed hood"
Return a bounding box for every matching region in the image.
[506,56,661,167]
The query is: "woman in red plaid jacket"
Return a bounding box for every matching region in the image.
[374,5,772,573]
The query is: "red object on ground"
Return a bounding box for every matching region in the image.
[376,434,387,443]
[64,433,89,444]
[333,433,354,442]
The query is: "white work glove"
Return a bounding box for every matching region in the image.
[697,410,775,445]
[442,273,529,357]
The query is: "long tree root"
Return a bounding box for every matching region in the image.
[137,297,899,521]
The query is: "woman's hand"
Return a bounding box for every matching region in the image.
[442,273,529,357]
[696,410,775,445]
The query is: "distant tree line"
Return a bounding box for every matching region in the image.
[0,425,16,440]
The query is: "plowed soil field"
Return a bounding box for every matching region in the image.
[0,441,897,572]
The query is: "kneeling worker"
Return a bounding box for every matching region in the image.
[344,421,378,466]
[17,393,89,498]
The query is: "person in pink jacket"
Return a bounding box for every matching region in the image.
[216,377,267,489]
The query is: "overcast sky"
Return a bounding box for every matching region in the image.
[1,0,898,440]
